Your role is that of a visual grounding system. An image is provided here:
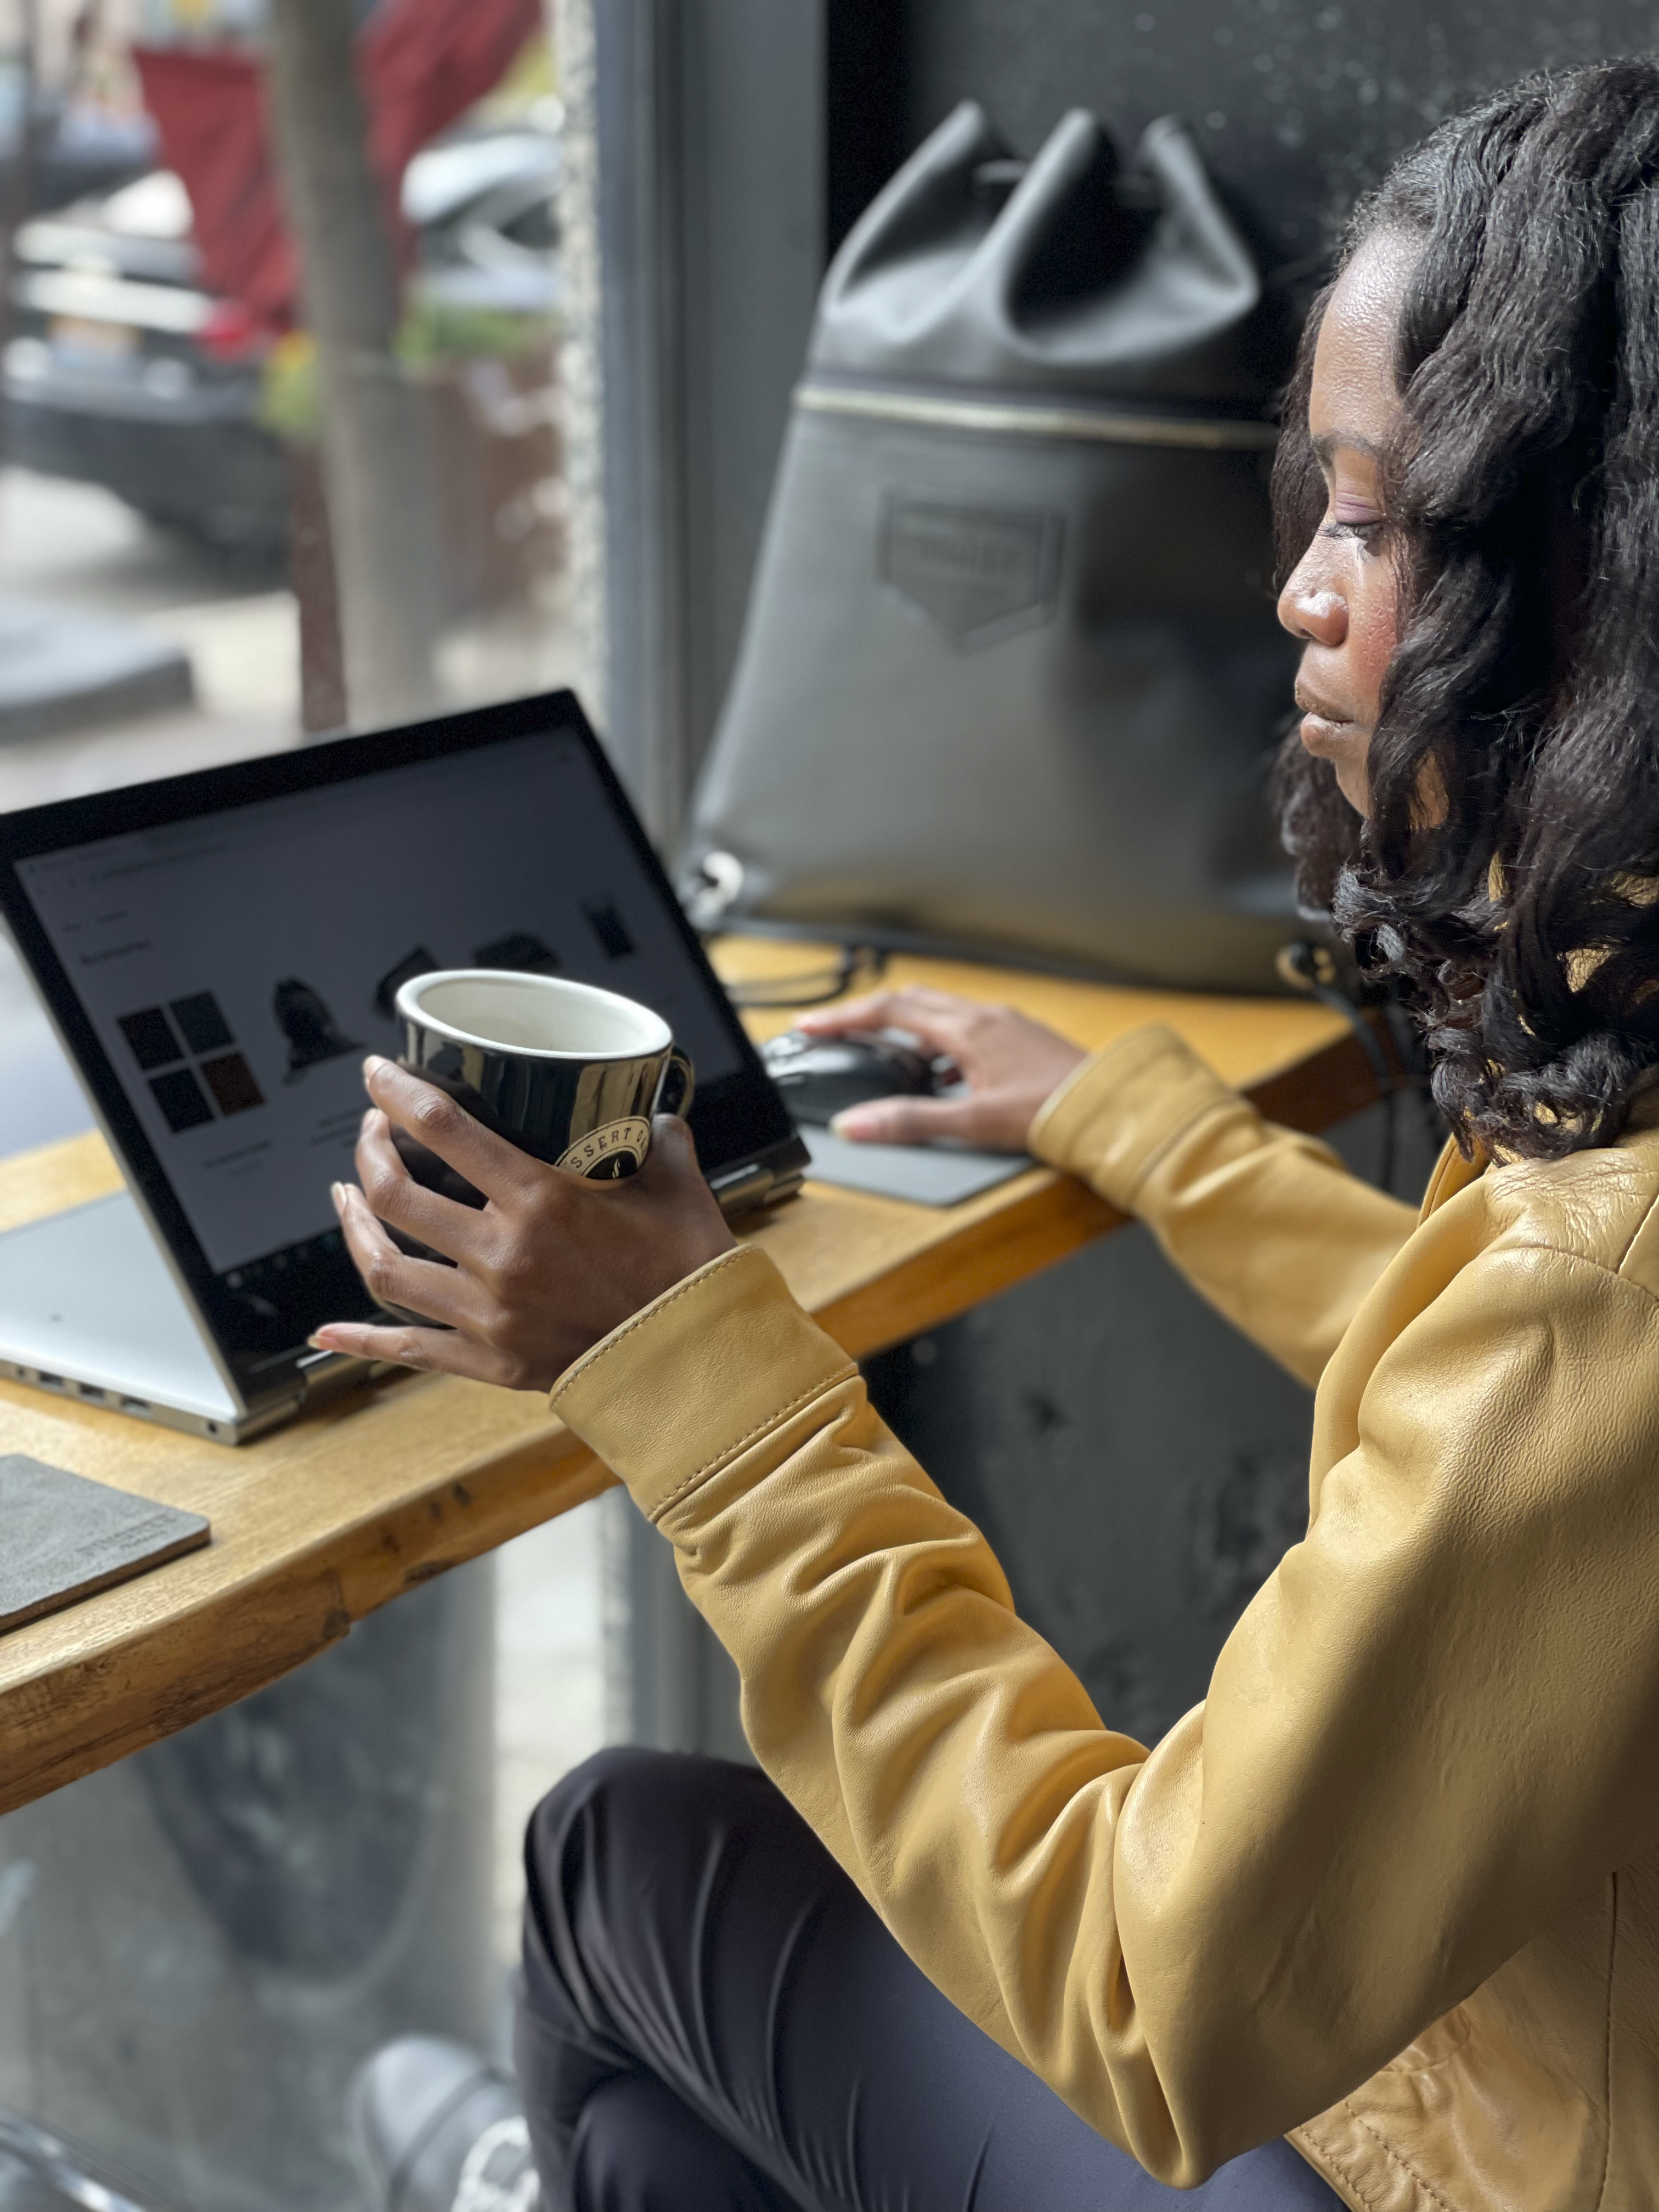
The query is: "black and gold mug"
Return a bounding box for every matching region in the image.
[395,969,695,1181]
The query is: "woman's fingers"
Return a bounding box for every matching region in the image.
[362,1057,537,1205]
[331,1179,478,1329]
[354,1108,490,1264]
[792,989,898,1035]
[308,1315,502,1383]
[321,1107,737,1395]
[794,988,984,1058]
[830,1091,1025,1151]
[319,1185,548,1389]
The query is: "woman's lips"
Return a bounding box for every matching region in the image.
[1297,704,1365,763]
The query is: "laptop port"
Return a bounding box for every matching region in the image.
[35,1371,61,1387]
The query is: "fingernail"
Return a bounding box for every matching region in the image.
[831,1109,876,1141]
[361,1107,377,1135]
[330,1182,346,1213]
[363,1055,388,1085]
[307,1332,330,1351]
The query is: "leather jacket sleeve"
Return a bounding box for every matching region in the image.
[1029,1025,1418,1386]
[550,1228,1659,2185]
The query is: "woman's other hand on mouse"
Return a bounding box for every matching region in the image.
[309,1057,735,1391]
[795,989,1086,1150]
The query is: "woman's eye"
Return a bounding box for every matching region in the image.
[1321,516,1389,547]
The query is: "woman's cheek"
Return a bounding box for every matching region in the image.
[1348,556,1400,722]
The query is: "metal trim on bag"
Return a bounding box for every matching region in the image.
[794,380,1280,452]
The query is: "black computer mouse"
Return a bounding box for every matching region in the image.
[760,1030,939,1126]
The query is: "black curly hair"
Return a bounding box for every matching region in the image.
[1271,58,1659,1161]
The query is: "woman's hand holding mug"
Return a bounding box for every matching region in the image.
[311,1057,733,1392]
[314,967,729,1390]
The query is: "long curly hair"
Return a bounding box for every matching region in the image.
[1271,59,1659,1160]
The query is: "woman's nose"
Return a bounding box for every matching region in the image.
[1277,557,1349,646]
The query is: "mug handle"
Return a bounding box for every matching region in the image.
[655,1046,696,1119]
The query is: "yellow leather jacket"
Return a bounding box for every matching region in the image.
[552,1024,1659,2212]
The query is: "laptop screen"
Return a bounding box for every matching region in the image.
[0,696,798,1390]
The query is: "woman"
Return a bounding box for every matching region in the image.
[320,62,1659,2212]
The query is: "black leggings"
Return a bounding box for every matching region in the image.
[514,1749,1344,2212]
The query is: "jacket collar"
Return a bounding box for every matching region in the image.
[1420,1138,1486,1222]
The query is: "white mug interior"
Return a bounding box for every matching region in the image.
[397,970,672,1060]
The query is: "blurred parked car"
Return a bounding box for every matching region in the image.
[0,59,159,215]
[1,130,562,551]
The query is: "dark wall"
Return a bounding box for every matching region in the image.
[832,2,1659,270]
[826,0,910,259]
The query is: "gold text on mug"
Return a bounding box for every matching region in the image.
[556,1118,654,1180]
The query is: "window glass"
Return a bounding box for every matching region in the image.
[0,4,612,2203]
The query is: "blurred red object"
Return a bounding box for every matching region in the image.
[360,0,543,191]
[131,47,296,328]
[132,0,543,332]
[197,296,269,362]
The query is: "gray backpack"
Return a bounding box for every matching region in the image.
[681,100,1304,992]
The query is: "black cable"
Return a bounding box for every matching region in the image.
[721,944,889,1011]
[1276,940,1421,1194]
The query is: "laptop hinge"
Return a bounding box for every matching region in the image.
[709,1157,805,1218]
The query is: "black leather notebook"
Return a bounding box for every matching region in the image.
[0,1453,210,1634]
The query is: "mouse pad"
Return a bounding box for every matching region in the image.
[0,1454,210,1635]
[799,1127,1032,1206]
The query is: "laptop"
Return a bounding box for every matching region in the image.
[0,691,808,1443]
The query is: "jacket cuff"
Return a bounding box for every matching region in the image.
[1028,1024,1240,1214]
[549,1245,857,1522]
